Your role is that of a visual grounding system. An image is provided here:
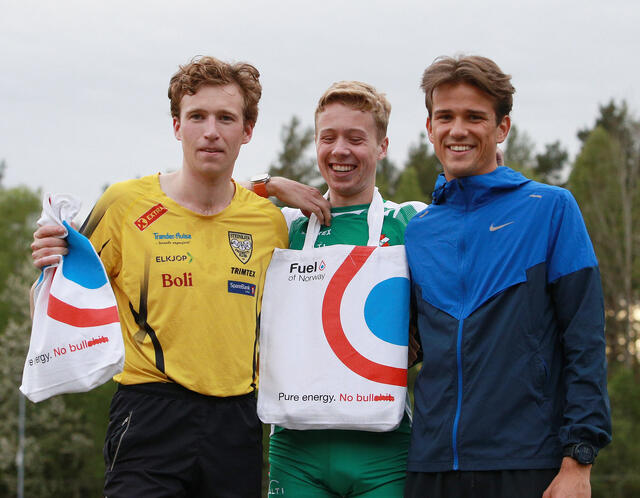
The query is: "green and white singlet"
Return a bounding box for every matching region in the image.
[269,199,426,497]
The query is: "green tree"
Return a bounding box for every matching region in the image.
[535,141,569,186]
[577,100,634,147]
[395,133,440,203]
[0,167,112,495]
[394,166,425,204]
[591,368,640,496]
[505,125,570,185]
[268,116,321,187]
[0,262,99,497]
[376,156,400,200]
[0,178,41,332]
[504,124,538,179]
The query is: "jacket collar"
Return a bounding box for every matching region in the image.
[431,166,531,208]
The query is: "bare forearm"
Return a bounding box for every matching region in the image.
[247,176,332,226]
[542,457,591,498]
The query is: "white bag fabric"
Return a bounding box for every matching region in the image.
[258,189,410,431]
[20,193,124,402]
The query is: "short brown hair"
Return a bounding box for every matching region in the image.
[421,55,515,122]
[315,81,391,142]
[168,56,262,125]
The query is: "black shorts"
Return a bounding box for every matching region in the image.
[103,383,262,498]
[404,468,559,498]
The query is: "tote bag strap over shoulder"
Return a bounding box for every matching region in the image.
[302,188,384,250]
[258,186,408,431]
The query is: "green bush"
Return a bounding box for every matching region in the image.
[591,367,640,497]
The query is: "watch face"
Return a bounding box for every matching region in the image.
[575,443,595,464]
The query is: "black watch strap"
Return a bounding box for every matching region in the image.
[563,443,596,465]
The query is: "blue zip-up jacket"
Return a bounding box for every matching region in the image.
[405,167,611,472]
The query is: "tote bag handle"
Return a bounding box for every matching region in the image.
[302,188,384,250]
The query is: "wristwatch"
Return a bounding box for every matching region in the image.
[250,173,271,198]
[563,443,596,465]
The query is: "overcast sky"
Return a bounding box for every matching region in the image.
[1,0,637,220]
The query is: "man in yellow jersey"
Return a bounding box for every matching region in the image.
[30,56,328,498]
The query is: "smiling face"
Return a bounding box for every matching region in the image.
[315,102,388,207]
[173,83,253,183]
[427,82,510,181]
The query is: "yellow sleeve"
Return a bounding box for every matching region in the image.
[270,207,290,250]
[79,183,129,278]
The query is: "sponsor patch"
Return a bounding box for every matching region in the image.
[134,203,167,231]
[156,253,193,264]
[228,280,256,296]
[230,266,256,277]
[153,232,192,245]
[228,231,253,264]
[161,272,193,287]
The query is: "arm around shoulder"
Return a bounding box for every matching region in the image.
[266,177,332,226]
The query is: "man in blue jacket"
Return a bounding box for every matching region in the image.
[404,55,611,498]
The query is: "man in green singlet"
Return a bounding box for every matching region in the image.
[266,81,427,497]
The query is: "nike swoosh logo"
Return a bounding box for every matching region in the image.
[489,222,514,232]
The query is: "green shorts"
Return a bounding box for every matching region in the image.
[268,417,410,497]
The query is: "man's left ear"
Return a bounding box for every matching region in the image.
[243,121,255,145]
[378,137,389,160]
[496,115,511,144]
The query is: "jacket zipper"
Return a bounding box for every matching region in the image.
[452,183,468,471]
[452,319,464,470]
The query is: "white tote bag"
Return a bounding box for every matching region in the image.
[20,193,125,402]
[258,189,409,431]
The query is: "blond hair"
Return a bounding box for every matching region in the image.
[315,81,391,141]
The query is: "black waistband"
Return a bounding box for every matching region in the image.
[117,382,255,402]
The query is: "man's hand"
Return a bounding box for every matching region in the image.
[31,224,69,269]
[542,457,591,498]
[267,177,332,226]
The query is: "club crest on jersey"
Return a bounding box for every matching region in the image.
[228,231,253,264]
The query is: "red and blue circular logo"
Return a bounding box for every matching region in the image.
[322,246,409,387]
